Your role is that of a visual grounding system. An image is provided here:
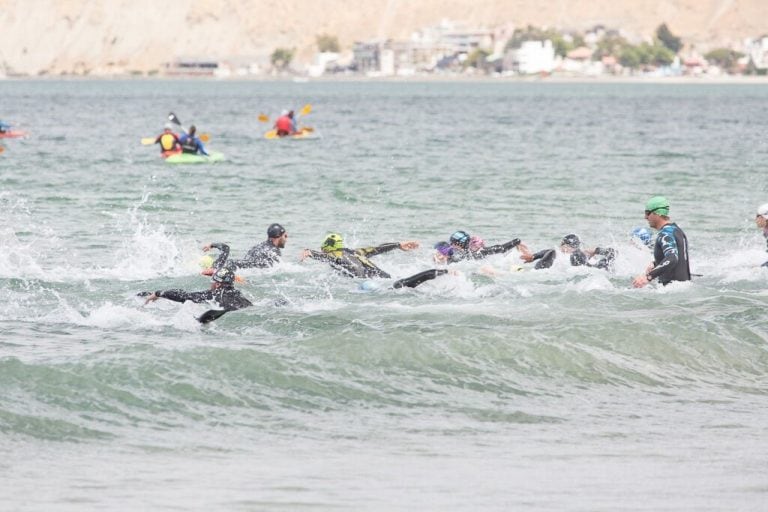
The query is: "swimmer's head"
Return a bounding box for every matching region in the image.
[645,196,669,217]
[756,203,768,220]
[434,241,454,257]
[321,233,344,253]
[468,236,485,252]
[560,233,581,250]
[630,227,653,248]
[211,265,236,286]
[449,230,471,250]
[199,254,215,269]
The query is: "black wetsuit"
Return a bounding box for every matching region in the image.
[527,249,557,269]
[150,287,252,311]
[648,223,691,285]
[210,241,281,270]
[449,238,521,264]
[306,243,448,288]
[570,247,617,270]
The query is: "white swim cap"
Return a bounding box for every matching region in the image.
[757,203,768,219]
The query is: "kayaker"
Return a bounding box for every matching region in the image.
[300,233,449,288]
[274,110,296,137]
[558,234,616,270]
[632,196,691,288]
[179,125,209,156]
[446,230,521,263]
[155,123,181,155]
[140,263,252,323]
[202,223,288,271]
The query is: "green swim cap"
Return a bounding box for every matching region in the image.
[645,196,669,216]
[321,233,343,252]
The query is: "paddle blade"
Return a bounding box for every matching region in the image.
[0,146,5,154]
[300,104,312,116]
[301,126,314,133]
[199,133,210,142]
[264,130,278,139]
[141,137,155,145]
[168,112,181,126]
[197,309,228,324]
[258,113,269,123]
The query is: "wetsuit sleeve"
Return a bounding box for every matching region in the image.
[392,269,449,289]
[479,239,521,256]
[531,249,556,269]
[197,138,209,156]
[306,250,337,263]
[208,242,231,270]
[156,289,214,304]
[357,243,400,257]
[647,232,678,281]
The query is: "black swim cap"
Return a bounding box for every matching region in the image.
[561,234,581,249]
[267,223,286,238]
[211,265,235,285]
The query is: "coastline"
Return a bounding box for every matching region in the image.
[2,74,768,85]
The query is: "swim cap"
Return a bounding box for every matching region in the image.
[631,227,653,247]
[199,254,215,269]
[434,241,454,256]
[469,236,486,251]
[449,230,471,249]
[756,203,768,219]
[267,223,286,238]
[561,234,581,249]
[645,196,669,216]
[321,233,343,252]
[211,265,235,285]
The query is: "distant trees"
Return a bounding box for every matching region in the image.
[656,23,682,53]
[504,25,583,57]
[316,34,341,53]
[704,48,745,71]
[270,48,295,70]
[463,48,490,69]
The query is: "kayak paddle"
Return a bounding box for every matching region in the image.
[167,112,211,142]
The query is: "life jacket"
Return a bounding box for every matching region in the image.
[275,115,293,134]
[181,135,198,154]
[159,132,179,151]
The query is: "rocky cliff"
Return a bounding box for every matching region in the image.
[0,0,765,75]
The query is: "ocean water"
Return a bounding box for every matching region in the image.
[1,79,767,511]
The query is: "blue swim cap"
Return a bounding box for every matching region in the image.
[631,227,653,247]
[449,230,471,249]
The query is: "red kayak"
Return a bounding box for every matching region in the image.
[0,130,28,139]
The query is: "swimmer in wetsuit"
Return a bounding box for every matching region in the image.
[203,223,288,272]
[140,264,252,323]
[755,203,768,267]
[559,234,617,270]
[301,233,449,288]
[632,196,691,288]
[446,230,522,263]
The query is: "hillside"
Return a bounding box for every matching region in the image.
[0,0,766,75]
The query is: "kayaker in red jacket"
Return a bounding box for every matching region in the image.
[274,110,296,137]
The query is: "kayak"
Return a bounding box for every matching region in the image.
[264,128,318,140]
[164,151,225,164]
[0,130,28,139]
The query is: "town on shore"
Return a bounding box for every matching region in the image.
[157,20,768,81]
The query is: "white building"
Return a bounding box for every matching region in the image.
[507,40,555,74]
[746,36,768,72]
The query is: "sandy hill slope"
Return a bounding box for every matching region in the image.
[0,0,765,75]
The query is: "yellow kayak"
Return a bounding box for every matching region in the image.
[264,127,317,140]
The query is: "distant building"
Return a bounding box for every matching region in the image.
[746,36,768,73]
[505,40,555,74]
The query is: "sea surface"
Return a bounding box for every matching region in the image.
[1,79,767,511]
